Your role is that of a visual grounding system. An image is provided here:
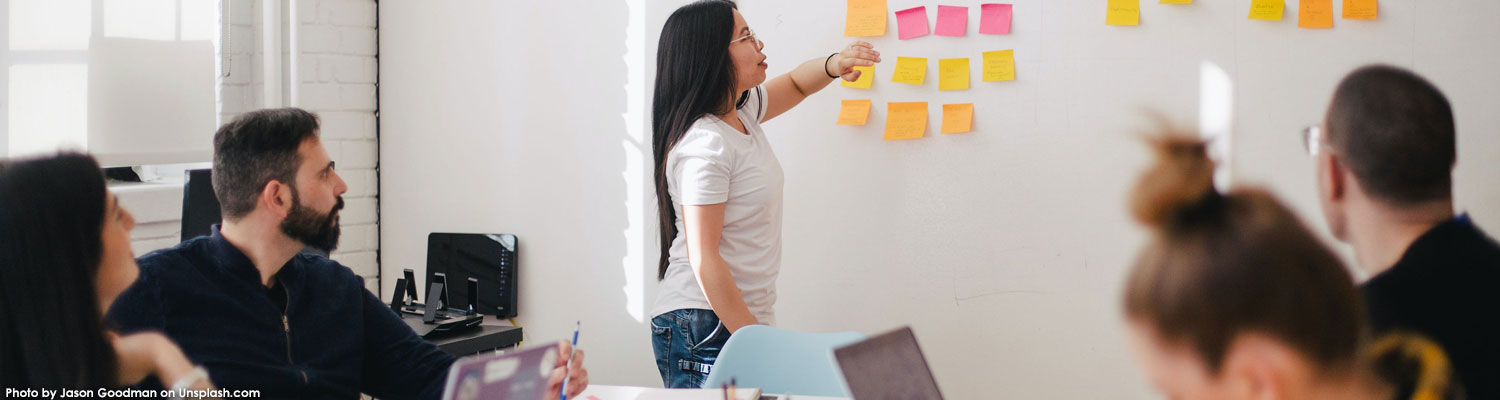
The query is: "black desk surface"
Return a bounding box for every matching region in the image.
[427,322,523,356]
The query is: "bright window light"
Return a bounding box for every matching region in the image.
[9,65,89,157]
[8,0,91,50]
[104,0,176,41]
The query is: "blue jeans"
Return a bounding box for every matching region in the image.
[651,309,731,388]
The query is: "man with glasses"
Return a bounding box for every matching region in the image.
[1306,65,1498,398]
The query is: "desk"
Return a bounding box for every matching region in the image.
[577,384,849,400]
[426,321,522,356]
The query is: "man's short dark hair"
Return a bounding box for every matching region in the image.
[212,108,321,219]
[1325,65,1456,205]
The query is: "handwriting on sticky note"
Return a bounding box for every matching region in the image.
[1106,0,1139,26]
[841,65,875,89]
[1249,0,1284,21]
[1298,0,1333,28]
[845,0,888,37]
[939,58,970,91]
[982,50,1015,82]
[895,6,930,40]
[837,100,873,125]
[884,102,928,140]
[941,103,973,134]
[1159,0,1192,4]
[935,5,968,37]
[892,57,927,85]
[978,4,1013,34]
[1342,0,1376,19]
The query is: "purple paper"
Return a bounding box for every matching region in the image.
[895,6,930,40]
[935,6,968,37]
[979,3,1012,35]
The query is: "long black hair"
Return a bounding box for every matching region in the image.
[0,153,120,388]
[652,0,742,280]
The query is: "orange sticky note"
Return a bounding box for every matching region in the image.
[837,100,872,125]
[884,102,927,140]
[938,58,970,91]
[1106,0,1139,26]
[1298,0,1333,28]
[941,104,973,134]
[841,65,875,89]
[1342,0,1376,20]
[982,50,1015,82]
[845,0,888,37]
[1249,0,1284,21]
[892,57,927,85]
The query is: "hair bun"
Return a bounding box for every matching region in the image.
[1131,134,1218,230]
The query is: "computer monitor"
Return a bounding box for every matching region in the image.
[180,169,221,242]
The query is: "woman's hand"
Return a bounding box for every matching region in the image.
[111,331,201,388]
[544,340,589,399]
[829,41,882,82]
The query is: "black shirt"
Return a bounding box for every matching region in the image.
[1362,214,1500,399]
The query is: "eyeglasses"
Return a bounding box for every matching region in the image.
[1301,124,1325,157]
[730,28,762,49]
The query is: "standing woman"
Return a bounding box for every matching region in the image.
[649,0,880,388]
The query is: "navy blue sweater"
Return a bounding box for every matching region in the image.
[107,230,456,399]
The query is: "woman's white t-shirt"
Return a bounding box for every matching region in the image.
[651,86,784,325]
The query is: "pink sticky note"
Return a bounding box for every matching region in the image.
[979,4,1013,34]
[935,6,968,37]
[896,6,930,40]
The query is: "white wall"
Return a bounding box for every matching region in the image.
[379,0,1500,398]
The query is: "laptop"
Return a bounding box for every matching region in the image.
[441,344,557,400]
[833,326,945,400]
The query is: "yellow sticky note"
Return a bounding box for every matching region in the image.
[1159,0,1192,3]
[1249,0,1284,21]
[884,102,927,140]
[841,65,875,89]
[1106,0,1140,26]
[892,57,927,85]
[982,50,1015,82]
[837,100,873,125]
[1342,0,1377,20]
[938,58,970,91]
[845,0,888,37]
[941,104,973,134]
[1298,0,1333,28]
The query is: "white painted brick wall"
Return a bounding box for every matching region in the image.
[124,0,382,293]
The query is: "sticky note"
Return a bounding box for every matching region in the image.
[895,6,930,40]
[841,65,875,89]
[939,58,970,91]
[884,102,928,140]
[1298,0,1333,28]
[1106,0,1139,26]
[1159,0,1192,4]
[978,4,1013,34]
[941,104,973,134]
[837,100,873,125]
[1249,0,1284,21]
[935,6,968,37]
[892,57,927,85]
[982,50,1015,82]
[1342,0,1376,20]
[845,0,887,37]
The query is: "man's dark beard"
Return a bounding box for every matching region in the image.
[281,187,344,253]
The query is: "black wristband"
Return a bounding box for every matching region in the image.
[824,52,839,79]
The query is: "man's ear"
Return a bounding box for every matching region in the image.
[259,180,294,218]
[1321,152,1346,204]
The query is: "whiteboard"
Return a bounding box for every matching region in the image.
[378,1,1500,398]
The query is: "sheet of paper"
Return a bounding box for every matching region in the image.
[845,0,888,37]
[941,103,974,134]
[884,102,928,140]
[981,50,1015,82]
[1249,0,1284,21]
[938,58,970,91]
[892,57,927,85]
[1106,0,1140,26]
[841,65,875,89]
[978,4,1013,34]
[1159,0,1192,4]
[896,6,930,40]
[935,5,968,37]
[1298,0,1333,28]
[1342,0,1376,19]
[837,99,873,125]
